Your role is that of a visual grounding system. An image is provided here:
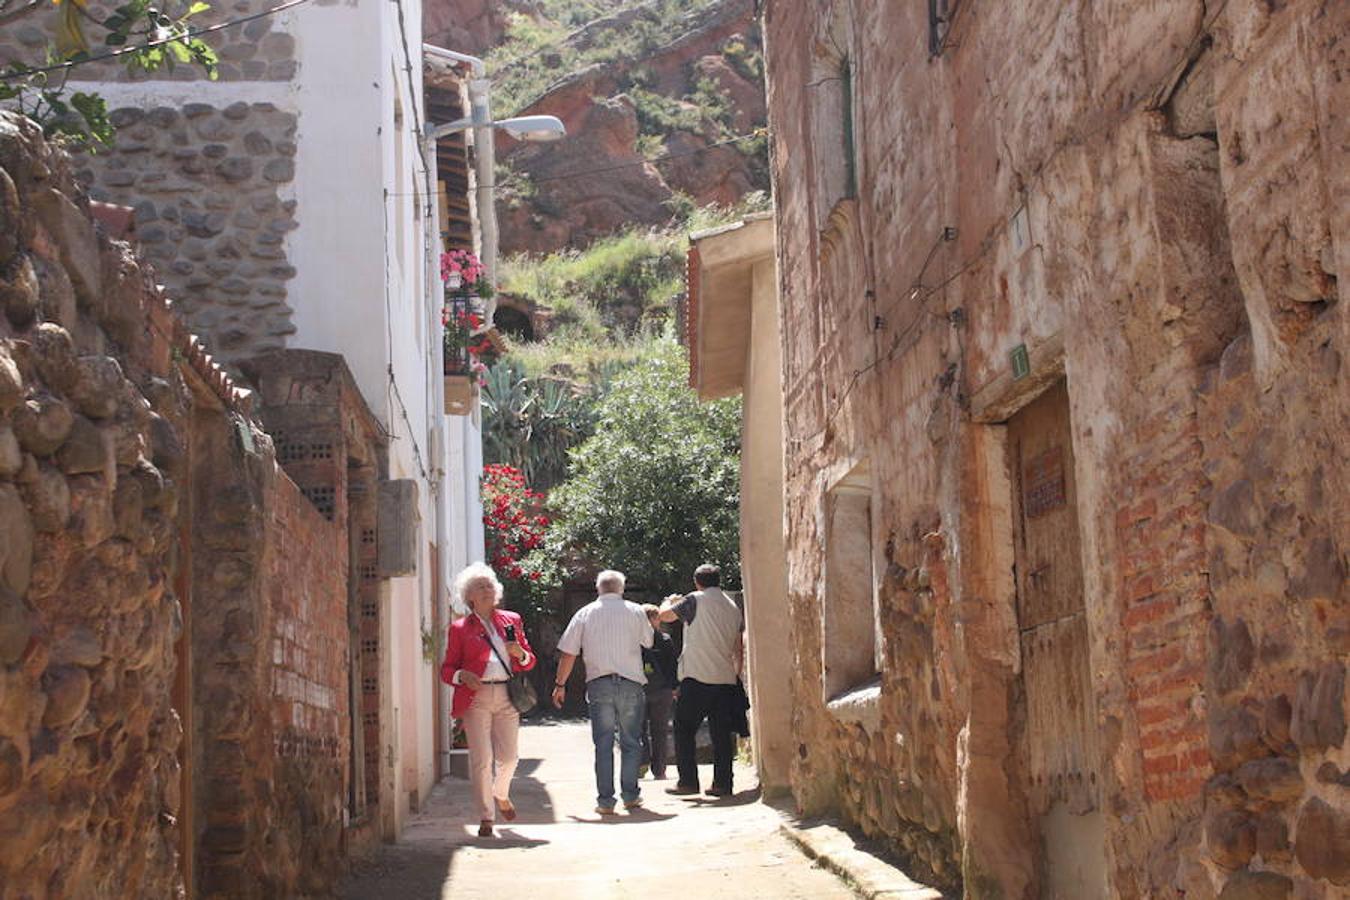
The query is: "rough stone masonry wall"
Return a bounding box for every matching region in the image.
[762,1,1346,897]
[0,0,297,83]
[75,102,300,366]
[0,113,187,898]
[0,0,307,367]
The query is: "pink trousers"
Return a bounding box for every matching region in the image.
[461,683,520,823]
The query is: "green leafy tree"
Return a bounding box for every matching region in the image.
[0,0,218,148]
[547,340,741,593]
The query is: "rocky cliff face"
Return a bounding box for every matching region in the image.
[426,0,768,255]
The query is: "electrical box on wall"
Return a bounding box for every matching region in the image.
[377,479,420,577]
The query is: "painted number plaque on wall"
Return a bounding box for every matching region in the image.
[1010,343,1030,380]
[1023,446,1066,518]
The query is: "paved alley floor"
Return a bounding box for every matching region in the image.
[337,719,859,900]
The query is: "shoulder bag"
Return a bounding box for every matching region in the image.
[487,631,538,715]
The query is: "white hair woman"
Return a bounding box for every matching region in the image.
[439,562,536,837]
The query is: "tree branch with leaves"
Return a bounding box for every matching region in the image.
[0,0,218,148]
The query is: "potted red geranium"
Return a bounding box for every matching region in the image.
[441,250,494,413]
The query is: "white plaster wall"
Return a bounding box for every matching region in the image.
[289,0,442,835]
[742,255,794,792]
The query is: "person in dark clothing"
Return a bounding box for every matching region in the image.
[658,564,745,797]
[639,604,678,779]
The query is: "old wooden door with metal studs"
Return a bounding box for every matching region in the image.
[1008,380,1107,898]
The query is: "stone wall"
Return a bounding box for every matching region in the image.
[760,0,1346,897]
[0,112,371,899]
[75,102,300,366]
[0,0,297,84]
[0,112,188,899]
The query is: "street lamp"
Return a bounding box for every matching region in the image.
[427,114,565,144]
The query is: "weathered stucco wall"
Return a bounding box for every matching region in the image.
[761,1,1346,897]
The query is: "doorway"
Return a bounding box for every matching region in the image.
[1007,380,1106,898]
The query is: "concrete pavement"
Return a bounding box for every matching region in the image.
[337,718,861,899]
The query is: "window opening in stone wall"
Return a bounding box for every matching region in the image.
[822,461,882,700]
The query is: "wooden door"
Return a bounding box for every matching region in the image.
[1007,380,1105,897]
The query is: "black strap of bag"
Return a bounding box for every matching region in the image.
[485,624,538,715]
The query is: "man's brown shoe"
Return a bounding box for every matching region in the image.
[496,798,517,822]
[705,784,731,798]
[477,820,494,837]
[665,783,699,796]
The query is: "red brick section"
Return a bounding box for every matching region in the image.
[266,473,350,764]
[1116,382,1212,803]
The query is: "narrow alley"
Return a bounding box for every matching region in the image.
[337,721,891,900]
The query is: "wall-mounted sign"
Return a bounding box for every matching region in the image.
[1024,445,1066,518]
[1010,343,1031,381]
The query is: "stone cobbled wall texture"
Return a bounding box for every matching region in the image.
[75,102,300,367]
[0,113,354,899]
[0,0,297,83]
[763,1,1346,897]
[0,112,189,898]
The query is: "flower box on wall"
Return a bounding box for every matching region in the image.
[443,374,475,415]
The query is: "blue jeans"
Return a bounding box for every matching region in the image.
[586,674,645,808]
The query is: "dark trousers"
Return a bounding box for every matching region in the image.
[641,687,674,776]
[674,678,735,790]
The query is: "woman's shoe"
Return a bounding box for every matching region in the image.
[477,820,494,837]
[495,798,517,822]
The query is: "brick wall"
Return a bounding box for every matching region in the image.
[268,464,349,752]
[761,0,1346,896]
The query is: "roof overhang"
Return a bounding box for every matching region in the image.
[686,213,775,401]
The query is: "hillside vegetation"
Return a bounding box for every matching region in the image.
[475,1,767,601]
[485,0,767,255]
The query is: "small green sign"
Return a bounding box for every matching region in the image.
[1010,344,1030,381]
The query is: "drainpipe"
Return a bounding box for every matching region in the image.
[421,46,494,761]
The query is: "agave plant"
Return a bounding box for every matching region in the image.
[481,361,598,490]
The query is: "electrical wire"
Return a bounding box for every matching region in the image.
[383,128,768,199]
[381,187,430,482]
[389,0,433,208]
[486,0,726,91]
[0,0,313,81]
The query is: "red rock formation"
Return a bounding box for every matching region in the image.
[440,0,769,255]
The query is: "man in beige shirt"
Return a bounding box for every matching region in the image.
[658,563,744,797]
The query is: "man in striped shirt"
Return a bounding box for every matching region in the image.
[552,570,654,814]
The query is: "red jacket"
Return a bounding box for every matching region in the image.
[440,609,536,718]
